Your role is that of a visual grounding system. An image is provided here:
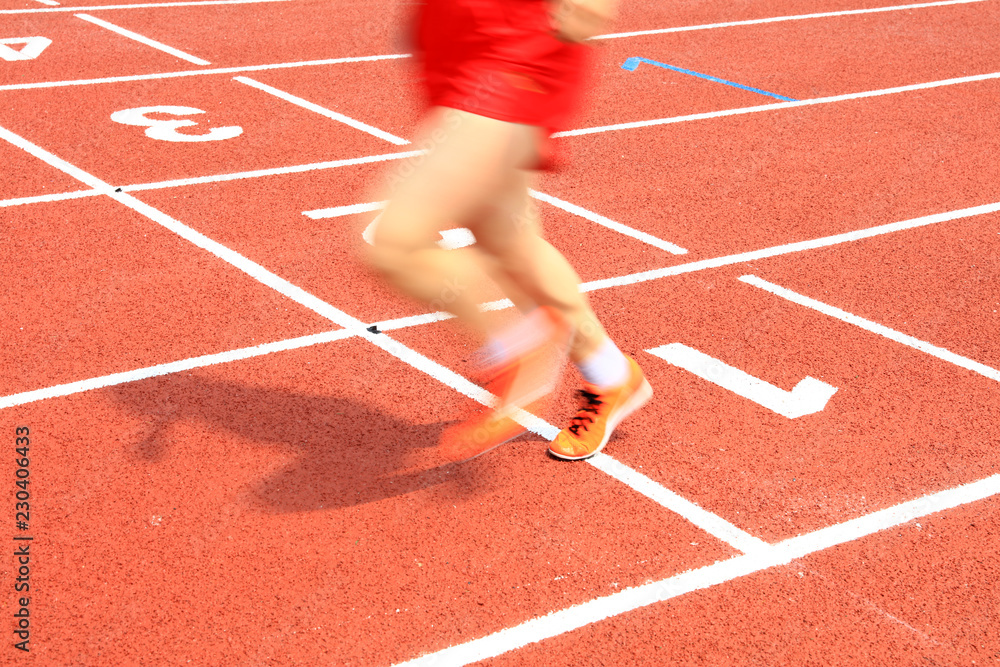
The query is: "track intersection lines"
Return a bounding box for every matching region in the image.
[2,0,1000,664]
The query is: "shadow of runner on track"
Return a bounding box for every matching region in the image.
[106,373,503,514]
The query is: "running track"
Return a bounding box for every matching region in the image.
[2,0,999,664]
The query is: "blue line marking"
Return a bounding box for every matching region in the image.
[622,57,797,102]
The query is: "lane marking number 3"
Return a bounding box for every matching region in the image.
[110,106,243,143]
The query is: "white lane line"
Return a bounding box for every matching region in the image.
[0,126,369,329]
[302,192,686,253]
[529,189,687,255]
[739,275,1000,383]
[0,189,102,207]
[0,330,352,410]
[34,0,60,5]
[97,197,991,343]
[775,474,1000,558]
[121,151,420,192]
[75,13,210,66]
[0,45,987,109]
[394,473,1000,666]
[593,0,986,40]
[303,200,386,219]
[554,70,1000,138]
[580,200,1000,293]
[0,53,410,92]
[371,200,1000,319]
[588,453,770,554]
[375,311,454,331]
[2,0,292,14]
[480,298,515,312]
[233,76,410,146]
[376,201,1000,328]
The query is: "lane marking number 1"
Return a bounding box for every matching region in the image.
[647,343,837,419]
[110,106,243,143]
[0,37,51,62]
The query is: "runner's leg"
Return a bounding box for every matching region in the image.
[467,165,609,364]
[366,107,539,338]
[466,135,651,461]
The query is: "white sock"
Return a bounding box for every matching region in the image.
[477,308,553,368]
[575,337,629,389]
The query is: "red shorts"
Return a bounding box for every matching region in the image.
[413,0,591,169]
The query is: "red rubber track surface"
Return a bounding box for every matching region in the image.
[608,0,987,33]
[592,1,1000,111]
[479,497,1000,666]
[6,339,734,664]
[576,267,1000,540]
[0,142,82,198]
[546,79,1000,261]
[1,198,333,394]
[2,0,1000,665]
[0,77,395,184]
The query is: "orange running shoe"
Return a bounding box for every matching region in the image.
[548,356,652,460]
[437,398,530,464]
[439,307,571,463]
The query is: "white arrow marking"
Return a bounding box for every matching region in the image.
[647,343,837,419]
[0,37,51,61]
